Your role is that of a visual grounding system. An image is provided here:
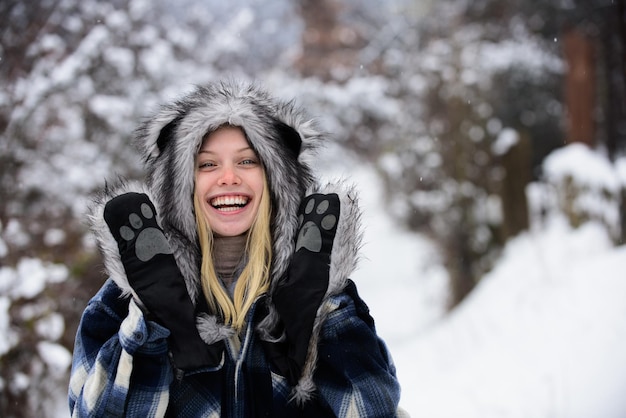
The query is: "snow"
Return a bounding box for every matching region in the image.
[539,143,624,240]
[327,148,626,417]
[36,313,66,341]
[10,372,30,393]
[52,26,109,86]
[543,143,621,192]
[0,256,71,392]
[0,297,17,356]
[492,128,519,156]
[37,342,73,377]
[140,40,175,78]
[4,219,30,248]
[387,219,626,417]
[103,46,135,77]
[44,229,67,247]
[89,94,134,126]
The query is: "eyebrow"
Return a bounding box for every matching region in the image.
[198,146,254,155]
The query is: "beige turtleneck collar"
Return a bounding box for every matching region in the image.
[212,234,247,297]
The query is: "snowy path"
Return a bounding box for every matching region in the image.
[321,147,626,417]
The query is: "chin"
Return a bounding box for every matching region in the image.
[213,224,252,237]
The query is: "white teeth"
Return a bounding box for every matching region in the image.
[210,195,249,209]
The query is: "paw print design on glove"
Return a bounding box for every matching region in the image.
[104,192,173,263]
[104,192,223,371]
[269,193,340,384]
[295,193,339,254]
[118,202,173,262]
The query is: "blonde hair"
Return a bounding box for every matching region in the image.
[194,176,273,331]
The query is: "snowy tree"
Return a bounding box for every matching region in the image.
[0,0,304,415]
[367,0,624,306]
[359,1,552,305]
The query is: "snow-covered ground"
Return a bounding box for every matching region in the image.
[324,145,626,418]
[386,220,626,418]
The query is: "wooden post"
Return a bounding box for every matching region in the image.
[563,27,596,146]
[500,131,531,240]
[295,0,363,80]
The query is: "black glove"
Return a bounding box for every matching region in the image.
[104,192,220,371]
[269,193,340,385]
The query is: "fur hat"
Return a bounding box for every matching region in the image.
[133,81,325,303]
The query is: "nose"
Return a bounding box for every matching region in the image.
[218,166,241,185]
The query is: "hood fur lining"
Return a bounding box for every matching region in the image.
[88,81,364,403]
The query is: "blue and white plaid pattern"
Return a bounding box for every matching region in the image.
[69,279,402,417]
[69,280,172,417]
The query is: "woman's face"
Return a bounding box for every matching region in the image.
[195,126,265,237]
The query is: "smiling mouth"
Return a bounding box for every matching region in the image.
[210,195,250,212]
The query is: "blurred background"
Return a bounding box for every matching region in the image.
[1,0,625,416]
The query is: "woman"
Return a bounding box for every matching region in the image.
[69,81,404,417]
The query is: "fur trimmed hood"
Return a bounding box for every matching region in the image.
[87,80,363,401]
[134,81,325,304]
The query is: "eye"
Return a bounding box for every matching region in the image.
[198,160,216,170]
[240,157,259,166]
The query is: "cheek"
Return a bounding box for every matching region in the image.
[250,169,265,196]
[194,173,211,194]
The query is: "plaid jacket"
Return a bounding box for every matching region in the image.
[69,278,402,417]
